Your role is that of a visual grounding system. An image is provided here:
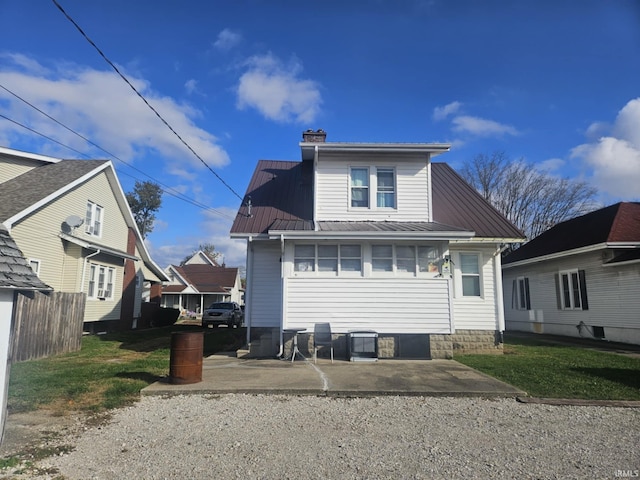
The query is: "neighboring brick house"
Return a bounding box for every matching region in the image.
[503,202,640,345]
[0,146,168,331]
[161,250,242,315]
[231,130,524,359]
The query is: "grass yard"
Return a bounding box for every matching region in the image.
[456,335,640,400]
[8,325,245,414]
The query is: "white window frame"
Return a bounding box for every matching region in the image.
[85,201,103,238]
[459,253,482,297]
[559,269,586,310]
[515,276,531,310]
[28,259,41,277]
[349,167,397,211]
[370,244,441,277]
[88,263,115,300]
[294,244,363,276]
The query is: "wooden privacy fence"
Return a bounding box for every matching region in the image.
[12,291,86,362]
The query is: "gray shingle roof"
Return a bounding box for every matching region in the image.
[0,224,52,291]
[0,159,107,222]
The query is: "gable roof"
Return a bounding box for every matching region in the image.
[503,202,640,265]
[230,160,523,240]
[163,264,238,294]
[0,159,108,225]
[0,224,52,291]
[0,153,168,282]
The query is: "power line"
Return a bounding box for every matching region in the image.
[0,110,236,221]
[51,0,244,202]
[0,82,233,219]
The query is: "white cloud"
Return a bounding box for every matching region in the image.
[451,115,519,137]
[433,101,462,121]
[214,29,242,51]
[184,78,198,95]
[570,98,640,200]
[0,54,229,171]
[235,52,322,123]
[537,157,565,172]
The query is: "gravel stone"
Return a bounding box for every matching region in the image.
[14,394,640,479]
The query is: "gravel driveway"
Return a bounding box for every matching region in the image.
[9,394,640,479]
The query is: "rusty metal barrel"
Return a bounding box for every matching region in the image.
[169,331,204,384]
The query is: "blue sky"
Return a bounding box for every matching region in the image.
[1,0,639,269]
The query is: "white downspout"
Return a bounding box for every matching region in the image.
[493,244,508,337]
[246,236,253,348]
[277,234,285,358]
[80,249,101,293]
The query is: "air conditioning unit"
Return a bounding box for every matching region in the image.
[104,290,111,298]
[86,225,94,234]
[97,289,105,298]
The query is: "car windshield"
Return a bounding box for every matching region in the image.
[207,303,233,310]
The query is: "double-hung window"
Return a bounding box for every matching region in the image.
[294,245,315,272]
[376,168,395,208]
[372,245,393,272]
[513,276,531,310]
[88,263,115,299]
[350,168,369,208]
[85,201,103,237]
[558,269,588,310]
[460,253,481,297]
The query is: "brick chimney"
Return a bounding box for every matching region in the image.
[302,129,326,143]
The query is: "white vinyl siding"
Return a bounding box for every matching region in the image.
[316,153,431,222]
[503,250,640,343]
[285,277,453,334]
[451,247,498,330]
[249,242,282,328]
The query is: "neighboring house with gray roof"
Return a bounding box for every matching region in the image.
[231,130,524,359]
[0,146,168,331]
[503,202,640,345]
[0,222,52,442]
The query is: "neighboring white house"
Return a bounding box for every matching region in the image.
[0,223,51,443]
[161,250,243,314]
[0,146,169,331]
[231,130,524,359]
[503,202,640,345]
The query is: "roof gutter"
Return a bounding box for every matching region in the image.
[503,242,640,269]
[267,230,475,241]
[59,232,139,261]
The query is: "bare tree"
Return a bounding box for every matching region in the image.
[460,152,598,241]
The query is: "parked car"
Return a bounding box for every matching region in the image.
[202,302,243,328]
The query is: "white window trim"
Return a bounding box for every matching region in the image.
[515,276,531,310]
[28,259,41,277]
[457,252,483,299]
[348,166,397,211]
[88,263,116,300]
[293,243,363,277]
[559,269,584,310]
[85,201,104,238]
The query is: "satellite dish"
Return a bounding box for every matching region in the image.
[64,215,84,228]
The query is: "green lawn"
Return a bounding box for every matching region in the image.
[8,325,245,413]
[456,336,640,400]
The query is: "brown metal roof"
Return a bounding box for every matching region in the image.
[504,202,640,264]
[231,159,523,240]
[431,163,525,239]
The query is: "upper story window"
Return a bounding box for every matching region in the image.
[350,168,369,208]
[376,168,395,208]
[558,269,588,310]
[350,167,396,210]
[460,253,481,297]
[85,201,103,237]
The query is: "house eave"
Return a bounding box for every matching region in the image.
[450,237,525,244]
[59,232,139,261]
[300,142,451,159]
[267,230,475,241]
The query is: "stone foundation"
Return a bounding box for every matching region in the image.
[242,328,502,359]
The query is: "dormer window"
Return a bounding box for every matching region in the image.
[85,201,103,237]
[350,168,369,208]
[349,167,396,209]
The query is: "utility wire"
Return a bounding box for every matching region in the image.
[0,111,235,221]
[0,83,233,219]
[51,0,244,202]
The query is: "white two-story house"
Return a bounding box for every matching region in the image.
[231,130,524,359]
